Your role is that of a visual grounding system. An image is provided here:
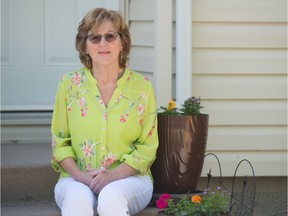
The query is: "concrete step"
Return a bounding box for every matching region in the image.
[1,164,160,215]
[1,201,59,216]
[2,193,288,216]
[1,141,57,202]
[1,201,159,216]
[1,166,58,202]
[2,165,287,216]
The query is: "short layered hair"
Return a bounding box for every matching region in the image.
[76,8,131,70]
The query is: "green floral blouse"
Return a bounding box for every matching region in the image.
[51,67,159,180]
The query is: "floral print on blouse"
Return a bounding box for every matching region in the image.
[51,67,158,180]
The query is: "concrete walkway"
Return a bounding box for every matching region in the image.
[1,146,286,216]
[1,201,159,216]
[2,191,287,216]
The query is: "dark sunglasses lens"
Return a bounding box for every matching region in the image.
[88,33,118,44]
[90,35,102,43]
[105,34,117,42]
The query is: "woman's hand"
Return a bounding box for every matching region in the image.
[74,167,105,187]
[73,170,94,187]
[88,163,138,194]
[89,169,115,194]
[60,158,95,187]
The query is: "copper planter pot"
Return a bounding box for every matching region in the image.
[151,114,209,194]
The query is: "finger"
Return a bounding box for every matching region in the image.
[87,167,106,173]
[86,164,92,170]
[92,180,101,194]
[86,167,99,172]
[89,177,98,191]
[94,180,106,195]
[88,168,106,177]
[96,185,105,195]
[86,167,94,172]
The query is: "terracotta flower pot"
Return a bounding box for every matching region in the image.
[151,114,209,194]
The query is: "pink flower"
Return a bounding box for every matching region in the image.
[144,76,150,81]
[99,98,105,107]
[71,72,82,86]
[148,130,152,137]
[100,153,116,169]
[51,155,58,163]
[156,199,168,209]
[159,194,171,201]
[78,97,86,107]
[51,136,56,149]
[115,93,123,103]
[81,107,88,117]
[120,116,126,123]
[147,125,155,136]
[81,111,87,117]
[156,194,171,209]
[120,114,128,123]
[138,118,142,125]
[137,104,144,115]
[82,143,93,157]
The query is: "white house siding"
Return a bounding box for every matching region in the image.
[128,0,173,107]
[191,0,287,176]
[128,0,155,82]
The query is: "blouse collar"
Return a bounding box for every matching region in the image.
[84,67,129,87]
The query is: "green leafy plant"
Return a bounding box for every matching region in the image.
[156,187,230,216]
[159,97,204,115]
[179,96,204,115]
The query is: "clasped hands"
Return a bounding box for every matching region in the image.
[78,167,114,195]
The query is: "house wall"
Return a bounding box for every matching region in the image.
[129,0,287,176]
[1,0,287,178]
[128,0,154,78]
[192,0,287,177]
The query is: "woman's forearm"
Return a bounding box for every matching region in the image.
[109,162,138,180]
[60,158,92,186]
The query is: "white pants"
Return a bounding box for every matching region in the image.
[54,175,153,216]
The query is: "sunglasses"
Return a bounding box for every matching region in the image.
[87,32,119,44]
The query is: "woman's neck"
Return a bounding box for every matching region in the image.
[92,65,123,83]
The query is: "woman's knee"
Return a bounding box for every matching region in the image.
[97,187,130,216]
[55,179,96,216]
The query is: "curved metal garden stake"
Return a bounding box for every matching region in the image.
[204,153,223,189]
[230,159,256,216]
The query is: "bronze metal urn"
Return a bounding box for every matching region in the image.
[151,114,209,194]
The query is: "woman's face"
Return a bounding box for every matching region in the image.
[86,20,122,68]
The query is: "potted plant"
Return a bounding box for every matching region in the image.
[156,186,231,216]
[151,97,209,194]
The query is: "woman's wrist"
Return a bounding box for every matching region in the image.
[72,169,84,180]
[74,170,92,186]
[60,158,91,185]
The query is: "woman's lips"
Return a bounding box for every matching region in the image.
[98,51,110,54]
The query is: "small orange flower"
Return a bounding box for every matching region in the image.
[191,195,202,204]
[166,99,176,111]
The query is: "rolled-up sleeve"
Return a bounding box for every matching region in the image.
[51,79,76,172]
[120,84,158,174]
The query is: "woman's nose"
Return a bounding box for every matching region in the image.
[99,36,107,45]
